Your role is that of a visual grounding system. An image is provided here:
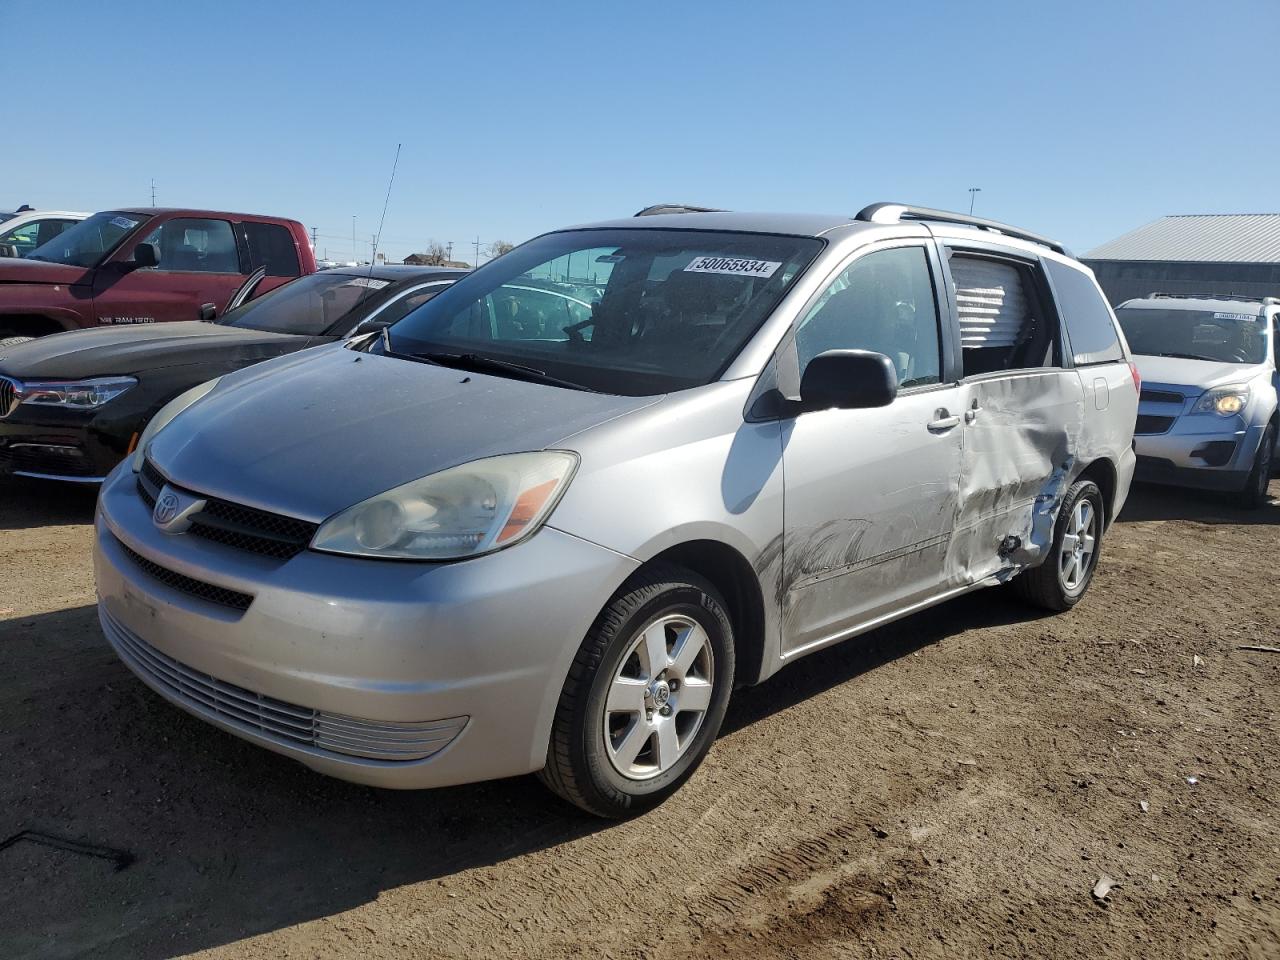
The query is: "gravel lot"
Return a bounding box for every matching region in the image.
[2,477,1278,959]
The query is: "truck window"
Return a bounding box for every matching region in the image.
[1045,259,1125,365]
[243,222,302,278]
[139,217,241,274]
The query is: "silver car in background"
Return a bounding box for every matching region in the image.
[93,203,1138,817]
[1117,294,1278,507]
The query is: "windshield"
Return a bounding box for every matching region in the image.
[1116,307,1268,364]
[26,211,150,267]
[381,228,823,395]
[220,272,400,335]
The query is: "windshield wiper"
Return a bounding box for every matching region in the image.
[1151,352,1214,361]
[411,351,597,392]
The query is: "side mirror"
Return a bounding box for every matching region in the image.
[0,243,17,258]
[132,242,160,268]
[350,317,391,337]
[799,349,898,412]
[199,303,217,322]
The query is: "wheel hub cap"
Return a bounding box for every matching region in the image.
[650,680,671,707]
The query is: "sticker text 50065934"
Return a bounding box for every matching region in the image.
[683,256,781,278]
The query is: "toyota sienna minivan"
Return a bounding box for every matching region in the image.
[94,203,1138,817]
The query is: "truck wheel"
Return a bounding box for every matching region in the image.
[538,564,735,818]
[1012,479,1105,612]
[1240,425,1275,509]
[0,336,33,348]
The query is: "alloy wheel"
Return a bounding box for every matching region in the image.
[1059,498,1097,592]
[603,613,715,780]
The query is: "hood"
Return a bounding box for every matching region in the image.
[1132,355,1261,392]
[0,257,92,285]
[149,345,660,522]
[0,322,305,379]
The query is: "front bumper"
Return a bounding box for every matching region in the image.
[0,403,129,482]
[94,463,639,789]
[1132,392,1264,492]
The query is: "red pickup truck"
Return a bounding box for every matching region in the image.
[0,208,316,340]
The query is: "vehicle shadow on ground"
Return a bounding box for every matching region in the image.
[0,478,99,531]
[1117,479,1280,525]
[0,588,1047,959]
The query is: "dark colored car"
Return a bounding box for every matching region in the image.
[0,208,318,340]
[0,265,464,482]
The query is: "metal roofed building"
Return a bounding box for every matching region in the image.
[1083,213,1280,305]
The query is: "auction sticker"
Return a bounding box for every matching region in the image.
[110,216,139,229]
[684,255,781,278]
[1213,312,1255,322]
[347,277,390,289]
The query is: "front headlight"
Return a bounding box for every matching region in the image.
[311,451,579,560]
[130,377,222,473]
[1192,384,1250,417]
[20,376,136,408]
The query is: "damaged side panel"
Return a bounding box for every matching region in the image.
[947,370,1085,585]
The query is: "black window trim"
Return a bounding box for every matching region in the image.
[937,239,1070,380]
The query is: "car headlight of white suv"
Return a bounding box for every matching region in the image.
[311,451,579,560]
[1192,384,1250,417]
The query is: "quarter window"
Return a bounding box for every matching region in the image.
[795,245,942,389]
[139,217,241,274]
[1045,259,1125,365]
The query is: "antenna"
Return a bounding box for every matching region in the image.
[368,143,402,277]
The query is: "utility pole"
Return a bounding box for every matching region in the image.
[446,241,453,261]
[968,187,982,216]
[310,226,318,253]
[370,234,377,262]
[473,235,481,269]
[150,179,156,206]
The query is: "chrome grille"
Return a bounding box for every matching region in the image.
[0,376,17,418]
[101,608,467,762]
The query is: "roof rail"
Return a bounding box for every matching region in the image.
[1148,291,1275,304]
[634,203,725,217]
[854,202,1070,256]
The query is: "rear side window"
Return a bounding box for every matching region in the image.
[243,222,302,278]
[949,252,1058,376]
[1045,260,1124,365]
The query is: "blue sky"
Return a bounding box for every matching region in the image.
[6,0,1278,265]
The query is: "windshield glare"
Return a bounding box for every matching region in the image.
[383,229,822,395]
[221,272,396,335]
[26,211,150,267]
[1117,307,1268,364]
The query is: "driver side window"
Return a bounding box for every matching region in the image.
[795,245,942,389]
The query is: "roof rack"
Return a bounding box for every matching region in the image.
[634,203,725,217]
[1149,292,1279,304]
[854,202,1070,256]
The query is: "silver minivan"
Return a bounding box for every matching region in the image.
[94,204,1138,817]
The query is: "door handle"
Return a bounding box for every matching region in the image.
[965,403,981,424]
[928,413,960,432]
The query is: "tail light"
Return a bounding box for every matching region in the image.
[1128,361,1141,393]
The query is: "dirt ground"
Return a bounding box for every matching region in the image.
[1,476,1278,960]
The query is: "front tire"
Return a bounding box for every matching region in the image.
[539,564,735,818]
[1013,479,1105,612]
[1240,424,1275,509]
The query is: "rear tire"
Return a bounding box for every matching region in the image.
[1012,479,1105,612]
[538,564,735,818]
[1241,424,1275,509]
